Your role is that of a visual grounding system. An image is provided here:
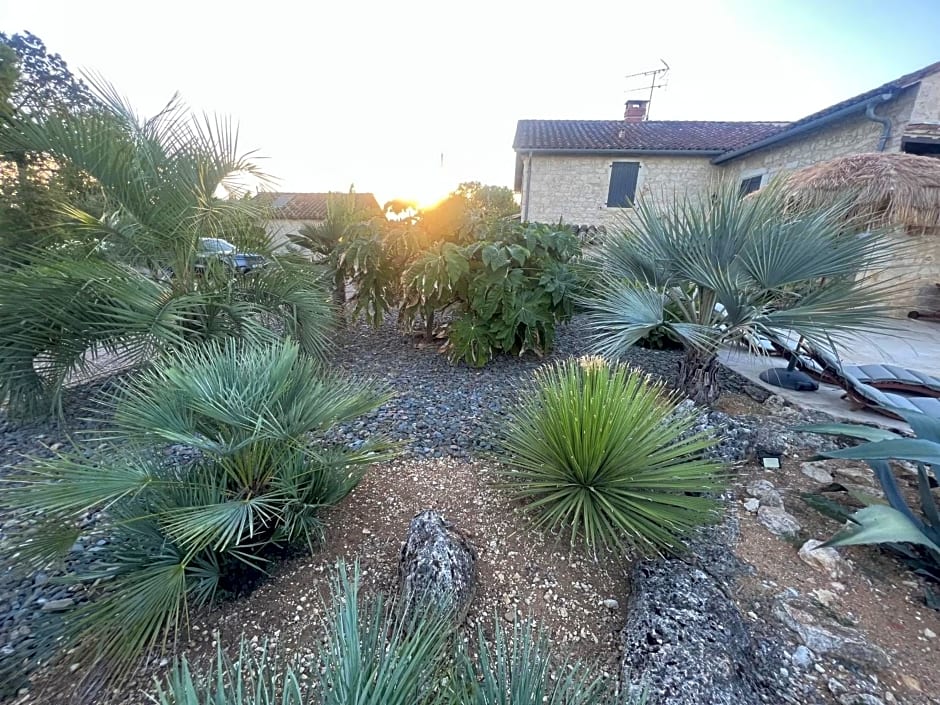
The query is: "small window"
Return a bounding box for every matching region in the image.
[607,161,640,207]
[739,175,763,196]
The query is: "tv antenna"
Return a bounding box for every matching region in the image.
[624,59,669,119]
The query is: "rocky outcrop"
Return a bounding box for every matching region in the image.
[398,510,476,625]
[620,522,789,705]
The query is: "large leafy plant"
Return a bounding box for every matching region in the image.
[2,341,394,675]
[0,78,334,418]
[499,356,723,553]
[399,223,582,366]
[798,411,940,583]
[583,181,899,404]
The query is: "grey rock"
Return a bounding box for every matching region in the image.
[800,462,834,484]
[839,695,885,705]
[743,498,760,513]
[746,479,783,508]
[757,506,801,537]
[831,465,876,486]
[773,594,890,670]
[40,598,73,612]
[398,510,476,626]
[620,522,786,705]
[828,678,848,696]
[791,645,814,669]
[601,598,619,610]
[798,539,849,578]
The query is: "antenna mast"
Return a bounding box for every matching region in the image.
[624,59,670,119]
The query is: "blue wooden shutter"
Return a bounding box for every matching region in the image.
[607,162,640,207]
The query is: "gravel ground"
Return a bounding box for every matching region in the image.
[327,314,754,459]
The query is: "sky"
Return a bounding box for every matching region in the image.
[1,0,938,207]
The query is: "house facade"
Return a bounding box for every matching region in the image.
[255,192,383,251]
[513,61,940,228]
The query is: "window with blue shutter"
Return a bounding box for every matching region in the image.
[606,162,640,207]
[739,175,763,196]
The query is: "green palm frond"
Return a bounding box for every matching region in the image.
[499,357,723,553]
[587,179,901,357]
[0,79,333,417]
[2,341,394,678]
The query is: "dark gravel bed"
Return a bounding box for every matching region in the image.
[327,314,754,459]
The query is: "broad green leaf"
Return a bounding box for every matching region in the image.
[794,423,901,442]
[822,505,940,552]
[820,438,940,465]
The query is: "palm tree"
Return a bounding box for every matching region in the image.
[0,79,333,417]
[289,191,376,324]
[584,181,900,404]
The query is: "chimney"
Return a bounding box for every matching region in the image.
[624,99,649,123]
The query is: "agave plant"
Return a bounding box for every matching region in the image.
[798,410,940,582]
[2,341,395,675]
[499,356,723,553]
[583,181,900,404]
[0,77,334,418]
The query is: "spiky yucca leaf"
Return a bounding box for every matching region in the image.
[499,357,723,553]
[456,615,619,705]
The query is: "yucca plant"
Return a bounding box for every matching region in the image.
[151,562,643,705]
[455,615,629,705]
[151,561,452,705]
[500,356,723,553]
[584,180,900,404]
[0,77,334,418]
[2,341,395,676]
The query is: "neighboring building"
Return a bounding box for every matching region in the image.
[255,192,383,251]
[513,61,940,227]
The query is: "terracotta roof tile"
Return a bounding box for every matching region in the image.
[513,120,788,153]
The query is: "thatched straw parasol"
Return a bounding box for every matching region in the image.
[782,152,940,231]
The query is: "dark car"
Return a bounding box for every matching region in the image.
[196,238,267,274]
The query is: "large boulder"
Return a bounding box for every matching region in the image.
[398,510,476,625]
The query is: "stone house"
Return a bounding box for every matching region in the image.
[255,192,383,251]
[513,60,940,228]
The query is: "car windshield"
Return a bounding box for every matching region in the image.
[199,238,236,254]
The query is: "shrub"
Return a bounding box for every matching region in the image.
[2,340,395,674]
[797,412,940,583]
[399,223,582,366]
[499,356,723,553]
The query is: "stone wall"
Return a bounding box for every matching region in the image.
[727,86,918,180]
[523,153,720,228]
[867,229,940,315]
[910,72,940,124]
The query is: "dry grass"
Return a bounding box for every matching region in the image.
[784,152,940,231]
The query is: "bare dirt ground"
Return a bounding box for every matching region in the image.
[16,457,629,704]
[732,455,940,705]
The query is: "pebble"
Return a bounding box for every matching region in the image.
[743,498,760,513]
[40,598,74,612]
[791,645,815,669]
[601,599,619,610]
[924,628,936,639]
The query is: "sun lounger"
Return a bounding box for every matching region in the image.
[763,335,940,398]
